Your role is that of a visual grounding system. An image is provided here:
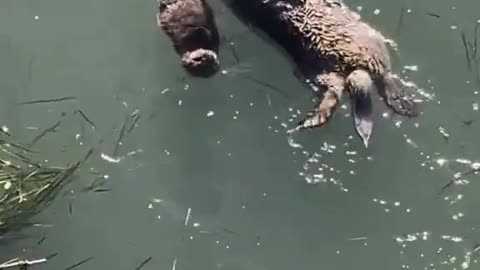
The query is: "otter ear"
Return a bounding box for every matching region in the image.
[158,1,167,11]
[158,0,176,11]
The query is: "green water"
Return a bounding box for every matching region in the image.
[1,0,480,269]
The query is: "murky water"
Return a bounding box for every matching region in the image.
[1,0,480,269]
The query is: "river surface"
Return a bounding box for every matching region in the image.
[1,0,480,269]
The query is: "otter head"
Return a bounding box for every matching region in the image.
[181,48,220,77]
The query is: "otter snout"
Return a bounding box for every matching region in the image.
[181,49,220,78]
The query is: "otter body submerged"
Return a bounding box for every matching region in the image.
[225,0,419,147]
[157,0,220,77]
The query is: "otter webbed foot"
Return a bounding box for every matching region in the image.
[346,70,374,148]
[376,73,418,117]
[294,72,345,131]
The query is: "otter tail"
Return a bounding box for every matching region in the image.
[347,70,374,148]
[376,73,419,117]
[351,88,373,148]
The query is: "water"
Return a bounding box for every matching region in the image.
[1,0,480,269]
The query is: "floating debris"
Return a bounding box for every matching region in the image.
[348,236,368,241]
[37,236,46,245]
[287,136,303,149]
[0,257,48,269]
[29,118,64,147]
[426,12,441,18]
[19,96,76,105]
[184,208,192,226]
[0,131,84,233]
[111,110,141,157]
[461,32,472,71]
[93,188,110,193]
[161,88,170,94]
[438,126,450,142]
[100,153,123,163]
[64,256,94,270]
[82,174,108,193]
[75,110,96,130]
[437,157,480,194]
[134,256,152,270]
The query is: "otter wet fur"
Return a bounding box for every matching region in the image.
[224,0,420,147]
[157,0,220,77]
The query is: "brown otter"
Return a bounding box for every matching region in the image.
[224,0,420,147]
[157,0,220,77]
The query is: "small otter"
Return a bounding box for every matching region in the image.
[157,0,220,77]
[225,0,420,147]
